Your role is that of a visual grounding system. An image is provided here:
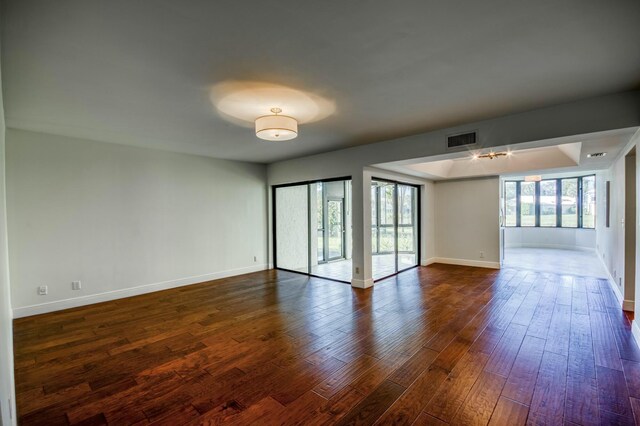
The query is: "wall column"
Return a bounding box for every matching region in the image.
[351,170,373,288]
[633,134,640,345]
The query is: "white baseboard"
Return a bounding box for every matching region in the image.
[427,257,500,269]
[505,243,596,252]
[351,278,374,289]
[632,320,640,351]
[12,264,269,318]
[599,256,626,310]
[421,258,437,266]
[624,299,635,311]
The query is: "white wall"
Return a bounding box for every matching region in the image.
[0,53,18,426]
[421,180,436,264]
[596,131,640,311]
[597,157,627,299]
[433,177,500,267]
[504,227,596,250]
[6,129,268,317]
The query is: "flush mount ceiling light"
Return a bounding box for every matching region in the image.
[255,108,298,141]
[210,81,335,143]
[587,152,607,158]
[472,151,511,160]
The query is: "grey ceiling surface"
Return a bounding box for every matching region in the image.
[2,0,640,163]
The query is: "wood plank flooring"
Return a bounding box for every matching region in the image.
[12,264,640,425]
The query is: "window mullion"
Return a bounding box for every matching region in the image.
[535,181,541,227]
[516,181,522,227]
[556,179,562,227]
[578,177,583,228]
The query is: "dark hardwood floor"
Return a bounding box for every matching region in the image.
[12,264,640,425]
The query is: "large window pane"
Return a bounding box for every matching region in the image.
[582,176,596,228]
[371,227,378,254]
[379,183,395,225]
[520,182,536,227]
[378,227,395,253]
[540,180,557,227]
[397,227,414,252]
[398,185,413,225]
[561,178,578,227]
[504,182,517,226]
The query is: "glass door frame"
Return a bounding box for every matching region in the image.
[272,176,352,284]
[371,177,421,281]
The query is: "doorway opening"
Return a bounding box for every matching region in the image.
[501,173,605,277]
[624,147,636,308]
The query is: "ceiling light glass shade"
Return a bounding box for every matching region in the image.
[255,114,298,141]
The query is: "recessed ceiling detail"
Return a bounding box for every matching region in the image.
[373,129,636,181]
[406,143,582,179]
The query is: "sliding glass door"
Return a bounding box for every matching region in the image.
[371,179,419,280]
[274,179,352,282]
[397,184,418,270]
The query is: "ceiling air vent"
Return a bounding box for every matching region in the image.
[447,131,477,149]
[587,152,607,158]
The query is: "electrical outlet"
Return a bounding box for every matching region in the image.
[355,267,360,274]
[72,281,82,290]
[37,285,48,296]
[253,256,257,262]
[479,251,485,259]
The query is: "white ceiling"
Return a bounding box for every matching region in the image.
[2,1,640,163]
[374,128,637,180]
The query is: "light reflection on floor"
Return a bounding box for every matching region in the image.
[503,247,607,278]
[310,253,418,282]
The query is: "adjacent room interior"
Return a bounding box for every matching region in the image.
[1,1,640,425]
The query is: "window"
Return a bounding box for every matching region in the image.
[397,185,416,253]
[379,184,395,253]
[504,175,595,229]
[561,178,578,228]
[520,181,536,226]
[540,180,557,227]
[504,181,517,226]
